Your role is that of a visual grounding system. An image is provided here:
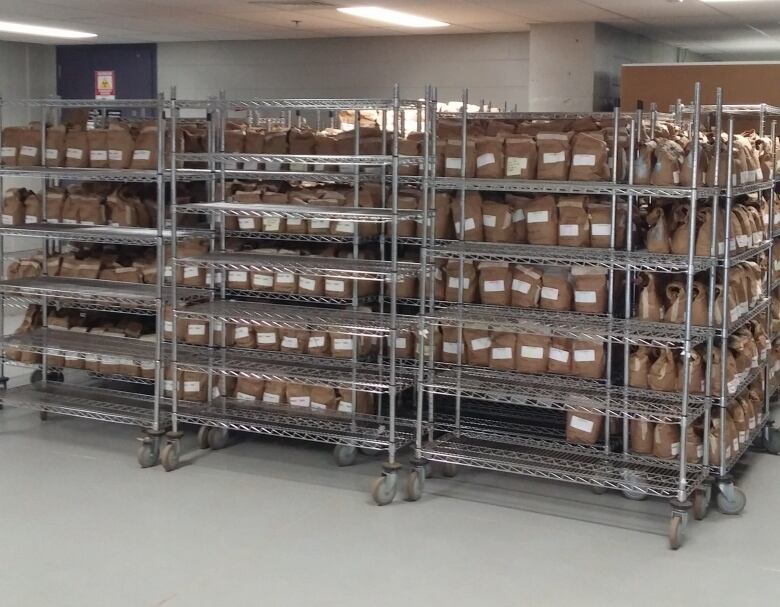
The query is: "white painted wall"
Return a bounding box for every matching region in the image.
[158,33,530,110]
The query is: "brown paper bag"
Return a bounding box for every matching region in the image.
[569,132,609,181]
[653,423,681,459]
[566,412,604,445]
[526,195,558,245]
[557,199,590,247]
[648,348,678,391]
[481,200,513,242]
[571,339,605,379]
[504,136,537,179]
[646,206,671,253]
[547,337,572,375]
[478,262,511,306]
[572,268,608,314]
[536,132,572,181]
[475,136,504,179]
[540,271,572,311]
[511,265,542,307]
[445,260,478,303]
[516,334,550,374]
[450,192,484,241]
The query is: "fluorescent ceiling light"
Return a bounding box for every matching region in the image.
[0,20,97,39]
[337,6,449,28]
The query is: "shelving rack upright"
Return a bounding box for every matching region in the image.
[0,95,210,466]
[164,86,431,504]
[406,83,780,549]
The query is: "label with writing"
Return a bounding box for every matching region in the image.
[265,392,281,404]
[326,279,345,292]
[183,266,199,279]
[236,392,256,401]
[335,220,355,233]
[299,277,316,291]
[572,154,596,166]
[20,146,37,157]
[512,208,525,222]
[133,149,152,161]
[445,157,463,170]
[470,337,491,351]
[506,156,528,176]
[395,337,407,349]
[311,219,330,229]
[309,336,326,349]
[264,217,282,231]
[574,349,596,362]
[46,148,59,160]
[1,146,16,157]
[235,326,251,339]
[443,342,460,354]
[454,217,476,233]
[542,151,566,164]
[66,148,83,160]
[483,279,505,292]
[187,323,206,336]
[520,346,544,359]
[448,277,470,290]
[671,442,680,457]
[275,272,295,284]
[540,287,559,300]
[575,291,597,304]
[476,152,496,168]
[559,224,579,237]
[569,416,594,433]
[252,274,273,288]
[491,347,513,360]
[238,217,256,230]
[333,338,353,350]
[228,270,247,283]
[109,150,123,161]
[549,348,569,363]
[591,223,610,236]
[25,215,38,224]
[184,381,201,393]
[512,279,531,294]
[90,150,108,161]
[256,332,277,345]
[483,214,497,228]
[281,336,299,349]
[526,210,549,224]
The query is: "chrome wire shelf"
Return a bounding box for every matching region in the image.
[424,366,707,423]
[221,288,378,306]
[175,97,419,111]
[0,224,211,246]
[0,166,159,182]
[721,241,772,267]
[420,433,704,499]
[0,382,165,428]
[714,363,765,404]
[425,304,712,347]
[175,300,417,336]
[728,298,771,336]
[176,345,415,393]
[175,153,421,166]
[177,201,424,221]
[179,252,419,280]
[176,398,413,450]
[0,277,208,314]
[3,328,161,362]
[428,240,715,272]
[223,231,378,244]
[0,98,163,108]
[434,176,719,199]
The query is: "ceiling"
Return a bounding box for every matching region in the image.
[2,0,780,58]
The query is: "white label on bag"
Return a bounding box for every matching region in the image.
[506,157,527,176]
[520,346,544,359]
[66,148,83,159]
[697,445,704,459]
[543,151,566,164]
[299,277,316,291]
[395,337,407,349]
[572,154,596,167]
[483,279,505,292]
[1,146,15,157]
[275,272,294,284]
[334,338,353,351]
[264,217,281,231]
[483,214,497,228]
[326,279,345,292]
[45,148,58,160]
[491,347,512,360]
[591,224,610,236]
[445,157,462,170]
[672,170,680,184]
[719,242,726,255]
[729,237,736,251]
[133,149,151,161]
[253,274,273,288]
[164,265,173,278]
[443,342,460,354]
[238,217,256,230]
[734,438,741,451]
[512,208,525,222]
[753,232,762,246]
[740,170,754,184]
[476,153,495,168]
[749,417,757,430]
[338,401,353,413]
[549,348,570,363]
[727,377,740,394]
[235,326,250,339]
[90,150,107,161]
[236,392,256,401]
[574,349,596,362]
[512,279,531,294]
[570,416,594,433]
[671,442,680,457]
[1,214,13,225]
[188,323,206,336]
[25,214,39,224]
[256,332,277,345]
[184,381,201,393]
[20,146,37,157]
[164,320,173,333]
[140,361,155,371]
[335,221,354,233]
[470,337,491,351]
[311,219,330,229]
[559,224,579,237]
[287,217,303,227]
[282,336,299,349]
[265,392,281,404]
[737,234,750,248]
[541,287,559,300]
[164,380,174,393]
[575,291,597,304]
[527,210,549,224]
[448,277,470,290]
[183,266,199,279]
[454,217,476,233]
[764,212,770,225]
[309,336,325,349]
[229,271,247,283]
[109,150,123,161]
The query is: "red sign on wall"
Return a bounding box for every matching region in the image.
[95,70,115,100]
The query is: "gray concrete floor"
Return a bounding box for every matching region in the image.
[1,407,778,607]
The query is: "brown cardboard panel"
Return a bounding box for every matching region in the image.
[621,63,780,130]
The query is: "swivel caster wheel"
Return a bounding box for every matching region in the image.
[716,486,746,515]
[371,473,398,506]
[669,514,685,551]
[137,441,159,469]
[208,428,229,451]
[693,489,709,521]
[160,442,180,472]
[763,428,780,455]
[333,445,357,467]
[441,462,458,478]
[197,426,210,450]
[404,467,425,502]
[39,411,48,422]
